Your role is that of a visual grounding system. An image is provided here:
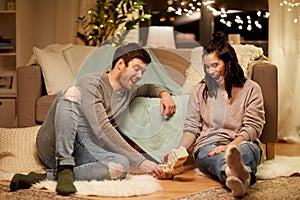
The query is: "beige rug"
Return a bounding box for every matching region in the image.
[177,155,300,199]
[175,176,300,200]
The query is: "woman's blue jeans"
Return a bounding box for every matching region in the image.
[37,87,130,181]
[194,141,262,184]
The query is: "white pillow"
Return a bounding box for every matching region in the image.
[0,126,46,173]
[180,65,203,94]
[232,44,264,78]
[33,44,75,95]
[180,47,204,94]
[63,45,96,76]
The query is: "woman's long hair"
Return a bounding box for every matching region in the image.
[202,31,246,101]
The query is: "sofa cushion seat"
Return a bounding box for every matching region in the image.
[36,94,57,123]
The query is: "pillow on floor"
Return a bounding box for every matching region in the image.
[0,126,46,173]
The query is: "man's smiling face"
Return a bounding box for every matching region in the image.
[118,58,147,91]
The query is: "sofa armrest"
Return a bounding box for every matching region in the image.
[17,65,43,127]
[252,63,278,159]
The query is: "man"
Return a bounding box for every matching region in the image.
[10,43,176,196]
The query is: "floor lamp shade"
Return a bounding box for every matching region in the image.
[146,26,176,48]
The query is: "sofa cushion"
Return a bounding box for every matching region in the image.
[63,45,96,75]
[33,44,75,95]
[181,46,204,94]
[232,44,264,78]
[36,95,57,123]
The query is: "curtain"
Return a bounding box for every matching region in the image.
[78,0,96,17]
[33,0,78,47]
[33,0,96,47]
[76,0,97,44]
[269,0,300,143]
[54,0,80,44]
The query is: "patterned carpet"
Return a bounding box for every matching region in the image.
[175,175,300,200]
[0,183,87,200]
[1,176,300,199]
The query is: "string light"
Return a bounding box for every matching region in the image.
[167,0,269,32]
[279,0,300,23]
[216,9,269,32]
[167,0,214,16]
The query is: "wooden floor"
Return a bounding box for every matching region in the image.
[82,142,300,200]
[1,142,300,200]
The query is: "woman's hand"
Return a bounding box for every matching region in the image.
[208,136,246,157]
[207,145,227,157]
[139,160,163,178]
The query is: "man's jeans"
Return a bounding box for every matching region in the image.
[37,87,130,181]
[194,141,262,184]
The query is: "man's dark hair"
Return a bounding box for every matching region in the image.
[112,43,151,69]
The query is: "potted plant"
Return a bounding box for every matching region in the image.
[77,0,151,46]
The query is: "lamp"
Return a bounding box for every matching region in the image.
[146,26,176,48]
[228,34,241,44]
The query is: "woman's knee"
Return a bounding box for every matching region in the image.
[237,142,262,175]
[238,142,262,162]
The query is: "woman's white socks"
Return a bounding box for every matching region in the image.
[225,145,250,197]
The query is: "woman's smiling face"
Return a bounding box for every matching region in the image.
[203,52,225,86]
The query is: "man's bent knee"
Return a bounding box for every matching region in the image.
[64,86,81,103]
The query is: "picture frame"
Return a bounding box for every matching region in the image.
[0,70,16,95]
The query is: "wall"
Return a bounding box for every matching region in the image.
[17,0,81,66]
[16,0,34,66]
[33,0,80,48]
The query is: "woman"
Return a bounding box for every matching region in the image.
[163,32,265,197]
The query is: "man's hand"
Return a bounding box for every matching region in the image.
[160,91,176,116]
[139,160,163,178]
[161,152,170,164]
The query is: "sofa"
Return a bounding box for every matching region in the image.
[16,44,278,160]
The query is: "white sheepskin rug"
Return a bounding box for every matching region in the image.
[0,173,162,197]
[32,174,162,197]
[194,155,300,180]
[256,155,300,179]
